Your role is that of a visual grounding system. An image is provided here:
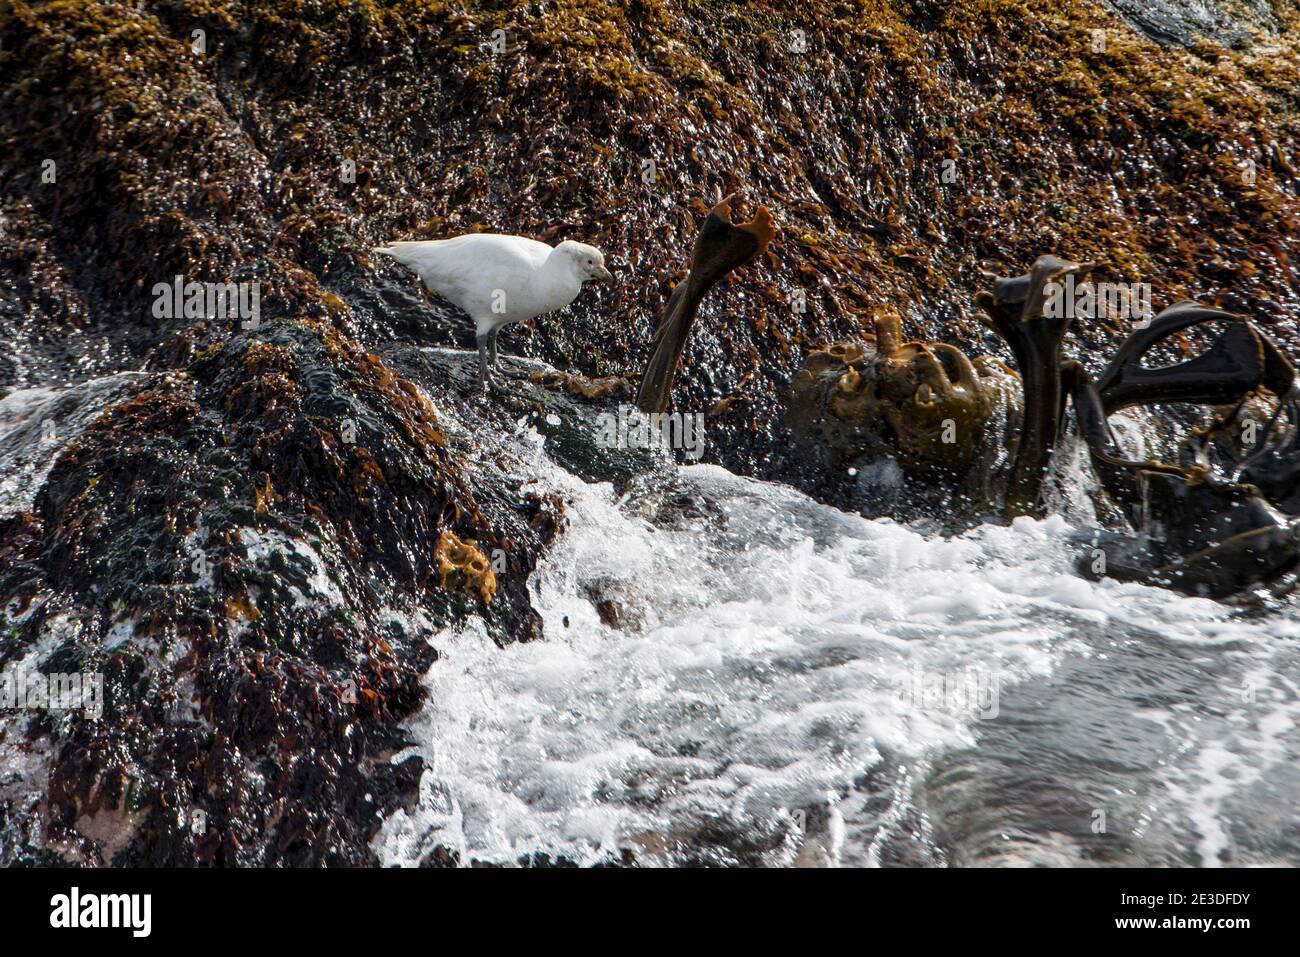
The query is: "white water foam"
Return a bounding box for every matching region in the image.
[5,365,1293,866]
[374,441,1296,866]
[0,373,142,518]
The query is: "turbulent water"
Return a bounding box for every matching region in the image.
[5,371,1298,867]
[0,373,143,518]
[372,391,1300,868]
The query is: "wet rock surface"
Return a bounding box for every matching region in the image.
[1104,0,1281,48]
[0,0,1298,866]
[0,323,566,864]
[2,0,1298,476]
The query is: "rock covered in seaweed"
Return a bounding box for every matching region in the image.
[1,0,1299,867]
[0,319,564,865]
[2,0,1298,481]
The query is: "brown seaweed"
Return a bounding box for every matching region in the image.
[636,195,776,413]
[977,255,1094,518]
[787,310,1015,480]
[1060,311,1300,596]
[1097,302,1295,413]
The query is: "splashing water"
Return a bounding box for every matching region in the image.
[375,425,1300,867]
[4,374,1296,867]
[0,373,142,519]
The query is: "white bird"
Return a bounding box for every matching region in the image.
[372,235,614,391]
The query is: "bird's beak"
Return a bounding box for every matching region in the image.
[593,264,615,284]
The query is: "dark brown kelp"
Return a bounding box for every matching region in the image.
[977,255,1094,518]
[636,195,777,413]
[1,0,1299,866]
[1051,295,1300,596]
[1096,302,1295,413]
[3,0,1297,477]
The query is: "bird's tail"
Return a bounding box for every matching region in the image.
[372,241,440,275]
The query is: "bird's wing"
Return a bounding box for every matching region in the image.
[375,235,551,316]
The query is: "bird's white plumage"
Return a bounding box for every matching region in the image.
[373,232,611,391]
[373,234,606,336]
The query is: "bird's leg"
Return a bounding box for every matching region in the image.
[476,332,494,393]
[488,327,500,368]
